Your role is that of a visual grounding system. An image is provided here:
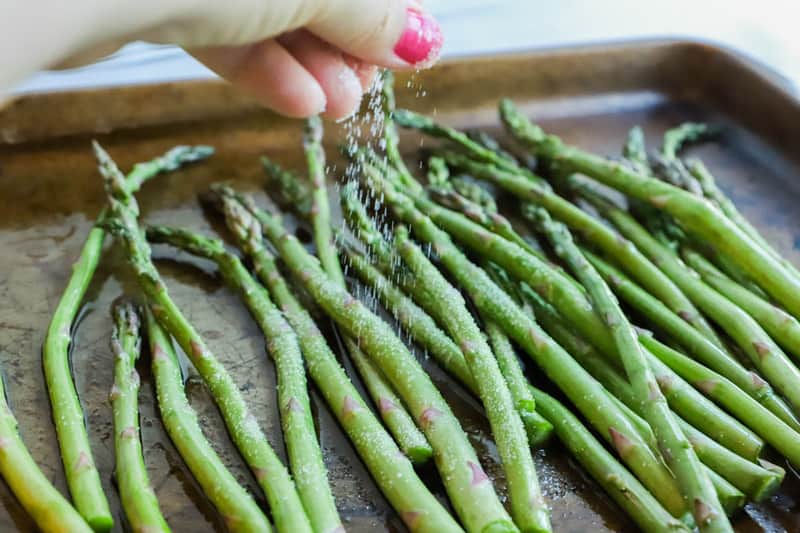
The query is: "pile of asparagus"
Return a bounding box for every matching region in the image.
[5,72,800,533]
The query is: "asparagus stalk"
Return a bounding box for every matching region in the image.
[528,388,689,533]
[109,301,170,532]
[214,207,462,533]
[393,111,721,347]
[661,123,715,161]
[393,226,551,532]
[367,154,762,458]
[522,287,780,501]
[466,130,521,165]
[685,158,800,284]
[483,319,554,447]
[359,172,689,520]
[341,193,553,445]
[43,144,212,531]
[144,309,271,532]
[396,179,748,448]
[499,99,800,318]
[684,248,800,361]
[214,187,515,533]
[94,143,312,533]
[342,245,478,392]
[529,207,730,531]
[270,130,433,464]
[561,326,780,503]
[437,149,723,348]
[593,197,800,414]
[623,126,651,175]
[584,250,800,430]
[146,226,341,533]
[0,373,92,532]
[391,110,540,182]
[641,333,800,466]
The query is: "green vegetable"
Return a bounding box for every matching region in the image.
[593,197,800,414]
[359,171,688,521]
[529,207,730,532]
[213,186,515,533]
[499,99,800,319]
[110,301,170,532]
[684,248,800,362]
[146,225,341,533]
[145,310,271,532]
[523,289,780,502]
[393,109,721,347]
[394,226,551,532]
[584,250,800,430]
[216,201,463,533]
[95,142,311,533]
[0,369,92,531]
[267,125,433,464]
[44,144,212,531]
[528,387,689,533]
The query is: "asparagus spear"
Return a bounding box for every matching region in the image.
[499,99,800,318]
[569,338,772,506]
[392,110,721,346]
[440,148,724,346]
[568,332,783,501]
[109,301,170,532]
[466,130,521,165]
[380,71,425,196]
[592,196,800,414]
[661,123,715,161]
[146,226,341,533]
[684,158,800,285]
[144,310,271,532]
[391,110,540,182]
[482,319,554,447]
[43,144,212,531]
[0,371,92,532]
[215,204,463,533]
[367,156,763,458]
[640,333,800,467]
[359,172,689,520]
[213,187,516,533]
[585,251,800,431]
[265,135,432,465]
[684,248,800,361]
[623,126,651,175]
[341,190,553,445]
[396,169,741,423]
[394,226,551,532]
[522,288,781,502]
[527,387,689,533]
[94,143,312,533]
[529,207,730,531]
[342,245,478,392]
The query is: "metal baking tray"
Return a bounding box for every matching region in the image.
[1,39,799,532]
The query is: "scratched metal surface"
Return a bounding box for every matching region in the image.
[0,41,799,532]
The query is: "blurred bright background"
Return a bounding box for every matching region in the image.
[13,0,800,94]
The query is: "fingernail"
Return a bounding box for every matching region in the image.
[393,7,443,67]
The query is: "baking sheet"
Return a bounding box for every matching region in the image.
[1,39,799,532]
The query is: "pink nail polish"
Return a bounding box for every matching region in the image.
[393,7,443,67]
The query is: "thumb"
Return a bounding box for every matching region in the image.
[145,0,442,69]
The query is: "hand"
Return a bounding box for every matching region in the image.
[0,0,443,119]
